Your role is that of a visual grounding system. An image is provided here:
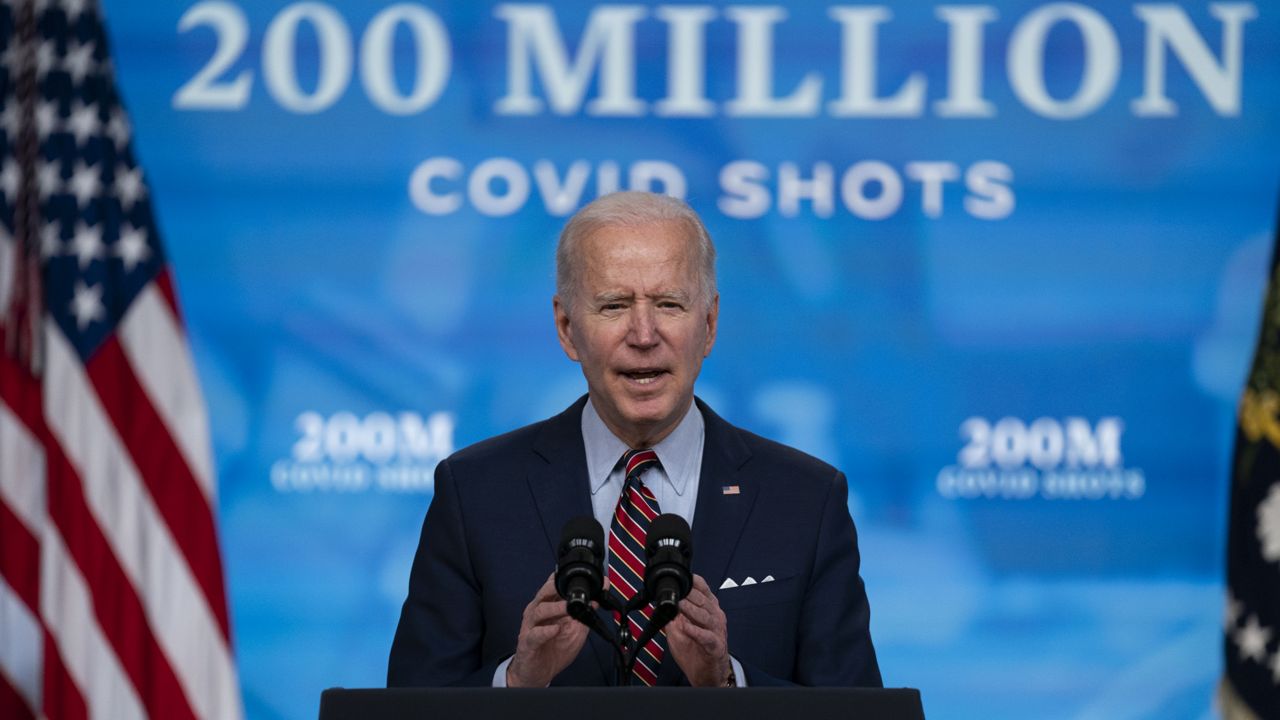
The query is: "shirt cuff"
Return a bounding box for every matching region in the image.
[729,655,747,687]
[493,656,513,687]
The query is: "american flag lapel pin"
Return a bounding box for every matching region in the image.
[721,485,740,495]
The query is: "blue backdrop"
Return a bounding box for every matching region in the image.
[98,1,1280,718]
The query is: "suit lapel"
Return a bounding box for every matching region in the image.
[527,397,593,558]
[689,398,756,593]
[659,398,756,685]
[527,395,614,683]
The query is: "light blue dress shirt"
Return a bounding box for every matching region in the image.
[495,397,746,686]
[582,395,704,532]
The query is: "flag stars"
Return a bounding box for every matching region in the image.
[70,221,104,269]
[0,160,19,201]
[62,0,92,24]
[38,159,64,198]
[41,221,64,258]
[106,109,130,150]
[36,40,60,77]
[36,99,61,138]
[1258,482,1280,562]
[67,100,100,147]
[63,40,97,86]
[0,42,19,74]
[1225,591,1242,631]
[114,224,150,272]
[0,103,19,139]
[70,280,105,330]
[1237,614,1272,664]
[69,160,101,207]
[115,164,145,209]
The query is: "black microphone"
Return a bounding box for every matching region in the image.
[556,516,605,621]
[644,514,693,625]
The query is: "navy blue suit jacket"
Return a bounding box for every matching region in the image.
[387,396,881,687]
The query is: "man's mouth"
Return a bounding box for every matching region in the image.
[620,369,668,385]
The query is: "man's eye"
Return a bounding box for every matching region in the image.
[601,303,624,311]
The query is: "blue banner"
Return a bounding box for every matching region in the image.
[99,1,1280,717]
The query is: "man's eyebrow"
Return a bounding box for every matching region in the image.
[651,290,692,302]
[590,290,692,304]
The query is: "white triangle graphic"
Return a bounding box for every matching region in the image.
[762,575,775,583]
[741,577,757,586]
[719,578,738,590]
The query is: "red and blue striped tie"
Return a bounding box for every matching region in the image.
[607,448,667,685]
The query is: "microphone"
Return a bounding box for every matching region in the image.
[555,516,605,621]
[644,513,693,625]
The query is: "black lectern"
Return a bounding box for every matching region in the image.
[319,687,925,720]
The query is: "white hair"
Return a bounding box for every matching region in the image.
[555,191,717,310]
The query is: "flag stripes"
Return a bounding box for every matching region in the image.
[41,525,147,720]
[85,331,229,635]
[0,570,41,711]
[43,427,198,720]
[0,669,36,720]
[43,322,235,719]
[0,498,40,602]
[40,634,87,720]
[117,281,215,498]
[0,1,242,717]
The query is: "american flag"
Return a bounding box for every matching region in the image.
[1221,201,1280,719]
[0,1,242,718]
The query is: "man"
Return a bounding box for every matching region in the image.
[388,191,880,687]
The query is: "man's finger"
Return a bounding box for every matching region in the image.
[665,616,691,643]
[690,574,714,595]
[679,621,721,649]
[528,599,570,626]
[523,624,565,646]
[678,599,713,628]
[682,575,716,607]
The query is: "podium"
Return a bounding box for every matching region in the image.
[319,687,925,720]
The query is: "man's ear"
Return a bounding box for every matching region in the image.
[703,293,719,358]
[553,296,580,361]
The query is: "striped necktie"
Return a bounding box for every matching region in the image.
[606,448,667,685]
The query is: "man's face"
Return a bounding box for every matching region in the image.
[555,220,718,448]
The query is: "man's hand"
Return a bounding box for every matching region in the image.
[506,573,590,687]
[666,574,732,687]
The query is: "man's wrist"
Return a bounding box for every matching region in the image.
[506,655,530,688]
[690,655,734,688]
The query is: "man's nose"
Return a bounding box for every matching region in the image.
[627,303,658,348]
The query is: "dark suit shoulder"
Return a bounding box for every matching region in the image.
[721,425,849,509]
[742,425,839,476]
[447,418,545,466]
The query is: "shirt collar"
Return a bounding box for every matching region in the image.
[581,396,703,496]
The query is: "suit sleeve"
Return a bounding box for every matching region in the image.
[739,471,883,687]
[387,458,504,687]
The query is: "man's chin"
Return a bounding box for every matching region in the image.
[616,397,696,441]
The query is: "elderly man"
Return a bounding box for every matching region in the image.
[388,191,880,688]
